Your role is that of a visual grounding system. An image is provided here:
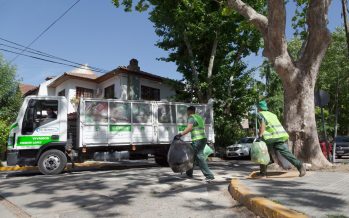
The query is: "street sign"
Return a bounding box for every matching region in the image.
[315,90,330,107]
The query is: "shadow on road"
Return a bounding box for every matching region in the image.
[0,160,256,217]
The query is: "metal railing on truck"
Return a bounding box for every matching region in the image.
[78,98,214,147]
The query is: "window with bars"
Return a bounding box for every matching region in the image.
[141,85,160,101]
[76,87,93,99]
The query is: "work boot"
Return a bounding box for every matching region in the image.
[259,164,267,177]
[298,164,306,177]
[204,177,215,183]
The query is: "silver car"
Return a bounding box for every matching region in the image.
[226,137,257,158]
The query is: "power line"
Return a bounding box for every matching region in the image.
[0,38,108,73]
[10,0,81,63]
[0,48,107,74]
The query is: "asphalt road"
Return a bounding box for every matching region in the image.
[0,159,258,218]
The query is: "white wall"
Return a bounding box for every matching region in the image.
[37,78,57,96]
[120,74,128,100]
[99,75,121,99]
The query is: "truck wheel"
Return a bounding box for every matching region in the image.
[155,156,169,167]
[38,149,67,175]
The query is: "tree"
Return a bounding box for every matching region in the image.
[317,28,349,136]
[260,28,349,138]
[0,54,22,160]
[227,0,333,167]
[113,0,263,145]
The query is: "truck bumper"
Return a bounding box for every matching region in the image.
[7,150,19,166]
[6,150,36,166]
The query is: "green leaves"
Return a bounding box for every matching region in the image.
[222,7,233,16]
[291,0,309,39]
[0,54,22,156]
[112,0,264,145]
[0,54,22,123]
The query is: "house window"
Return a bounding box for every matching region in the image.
[141,85,160,101]
[58,89,65,97]
[76,87,93,99]
[104,85,115,99]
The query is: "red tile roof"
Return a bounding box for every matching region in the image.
[19,83,37,95]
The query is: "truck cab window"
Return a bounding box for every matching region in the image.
[22,100,58,135]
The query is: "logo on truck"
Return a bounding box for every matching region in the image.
[17,136,59,147]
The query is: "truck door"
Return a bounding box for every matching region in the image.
[17,99,63,148]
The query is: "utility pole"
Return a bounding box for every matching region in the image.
[254,80,258,138]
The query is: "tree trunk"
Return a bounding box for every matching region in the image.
[283,72,331,168]
[227,0,333,168]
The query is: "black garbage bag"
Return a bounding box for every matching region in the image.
[167,139,194,173]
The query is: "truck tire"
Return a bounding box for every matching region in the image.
[155,155,169,167]
[38,149,67,175]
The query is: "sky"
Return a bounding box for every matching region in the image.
[0,0,344,86]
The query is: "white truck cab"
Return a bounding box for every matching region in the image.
[7,96,215,175]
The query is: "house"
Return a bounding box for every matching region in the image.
[36,59,177,113]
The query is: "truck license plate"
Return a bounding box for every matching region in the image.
[337,151,344,154]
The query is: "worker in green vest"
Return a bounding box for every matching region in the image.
[175,106,215,182]
[257,100,306,177]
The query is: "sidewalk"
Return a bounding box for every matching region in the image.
[231,167,349,218]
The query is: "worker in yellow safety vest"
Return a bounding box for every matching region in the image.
[175,106,215,183]
[258,100,306,177]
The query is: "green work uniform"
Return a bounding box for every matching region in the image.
[258,111,302,172]
[186,114,214,179]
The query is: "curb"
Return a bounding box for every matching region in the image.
[0,162,106,172]
[228,178,308,218]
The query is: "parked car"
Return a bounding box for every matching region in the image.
[334,136,349,158]
[225,137,257,158]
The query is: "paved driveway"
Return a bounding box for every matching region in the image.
[0,160,257,218]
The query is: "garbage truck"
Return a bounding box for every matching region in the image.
[6,96,215,175]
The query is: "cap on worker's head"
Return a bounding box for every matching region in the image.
[258,100,268,111]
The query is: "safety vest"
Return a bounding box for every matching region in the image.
[190,114,206,141]
[259,111,289,142]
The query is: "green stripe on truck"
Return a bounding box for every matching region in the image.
[16,136,59,147]
[109,125,132,132]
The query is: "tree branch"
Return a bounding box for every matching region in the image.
[226,0,268,34]
[299,0,332,77]
[183,31,204,102]
[266,0,287,57]
[227,0,296,82]
[207,31,218,100]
